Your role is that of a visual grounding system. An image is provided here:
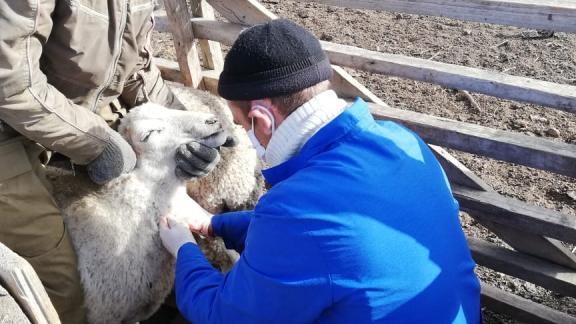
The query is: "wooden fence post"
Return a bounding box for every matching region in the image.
[164,0,204,88]
[190,0,225,72]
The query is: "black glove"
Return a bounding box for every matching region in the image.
[175,142,221,180]
[87,130,137,184]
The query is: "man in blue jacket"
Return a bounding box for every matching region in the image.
[159,19,481,323]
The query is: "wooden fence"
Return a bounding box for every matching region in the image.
[155,0,576,322]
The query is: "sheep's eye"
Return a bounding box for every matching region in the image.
[141,129,162,142]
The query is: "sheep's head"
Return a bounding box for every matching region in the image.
[118,103,232,174]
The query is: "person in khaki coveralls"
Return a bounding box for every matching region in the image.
[0,1,222,322]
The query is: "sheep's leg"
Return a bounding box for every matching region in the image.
[196,237,238,273]
[225,249,240,266]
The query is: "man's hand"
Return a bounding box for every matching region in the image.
[175,142,220,180]
[188,216,214,238]
[172,198,214,238]
[87,130,137,184]
[159,217,197,258]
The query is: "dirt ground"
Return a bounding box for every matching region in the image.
[153,1,576,322]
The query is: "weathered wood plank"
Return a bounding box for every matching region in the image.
[323,42,576,114]
[469,238,576,297]
[190,0,225,71]
[156,57,184,84]
[429,145,493,192]
[156,57,219,93]
[164,0,204,88]
[205,0,275,25]
[292,0,576,33]
[201,69,221,94]
[330,65,387,106]
[190,19,243,45]
[430,145,576,269]
[481,283,576,324]
[453,185,576,244]
[479,220,576,270]
[438,156,573,270]
[368,103,576,178]
[189,19,576,114]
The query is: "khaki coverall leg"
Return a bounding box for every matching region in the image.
[0,138,85,324]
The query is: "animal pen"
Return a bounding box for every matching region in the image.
[154,0,576,323]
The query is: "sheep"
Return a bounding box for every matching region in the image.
[48,93,259,323]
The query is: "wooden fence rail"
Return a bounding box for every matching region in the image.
[292,0,576,33]
[469,238,576,298]
[176,18,576,115]
[325,42,576,115]
[368,103,576,178]
[454,185,576,244]
[481,283,576,324]
[163,0,204,88]
[432,143,576,272]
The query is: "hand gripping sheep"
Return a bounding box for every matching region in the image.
[49,100,251,323]
[170,86,264,214]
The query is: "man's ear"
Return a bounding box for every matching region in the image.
[248,108,273,135]
[248,99,275,134]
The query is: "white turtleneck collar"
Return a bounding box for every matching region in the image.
[264,90,348,168]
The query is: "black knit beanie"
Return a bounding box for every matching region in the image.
[218,19,333,100]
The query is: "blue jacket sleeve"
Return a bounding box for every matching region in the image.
[175,213,332,324]
[211,211,253,253]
